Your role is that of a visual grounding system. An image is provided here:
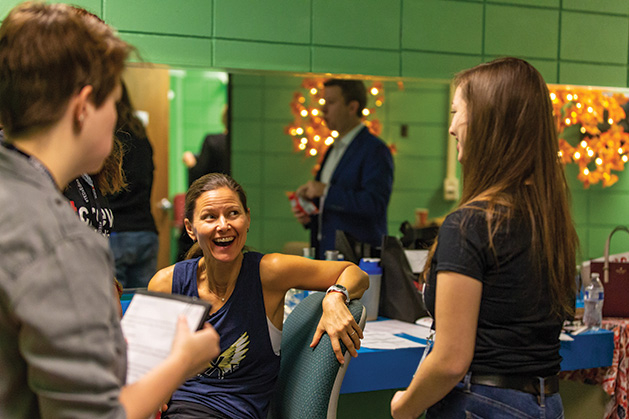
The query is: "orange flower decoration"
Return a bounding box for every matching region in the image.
[550,86,629,188]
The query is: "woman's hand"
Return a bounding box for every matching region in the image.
[182,151,197,168]
[310,292,363,363]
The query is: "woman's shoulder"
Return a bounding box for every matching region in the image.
[258,252,304,281]
[444,203,487,225]
[147,264,176,293]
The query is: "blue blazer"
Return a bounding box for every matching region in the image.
[310,127,394,259]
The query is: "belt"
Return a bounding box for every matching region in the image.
[469,374,559,395]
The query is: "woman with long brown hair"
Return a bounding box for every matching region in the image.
[391,57,578,418]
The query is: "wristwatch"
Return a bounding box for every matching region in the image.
[326,284,350,304]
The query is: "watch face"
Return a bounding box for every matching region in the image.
[334,284,347,292]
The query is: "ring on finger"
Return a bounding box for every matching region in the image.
[349,331,356,336]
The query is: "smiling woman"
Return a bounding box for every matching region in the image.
[147,172,369,419]
[185,183,251,268]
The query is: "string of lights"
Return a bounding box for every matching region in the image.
[286,81,629,188]
[285,77,384,173]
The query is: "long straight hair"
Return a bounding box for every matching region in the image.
[447,57,577,318]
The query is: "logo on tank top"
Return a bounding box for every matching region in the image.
[200,331,250,379]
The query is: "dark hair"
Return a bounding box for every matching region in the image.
[445,57,578,318]
[184,173,249,259]
[0,2,131,137]
[116,81,147,140]
[323,79,367,117]
[92,136,126,195]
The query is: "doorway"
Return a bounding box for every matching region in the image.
[122,65,171,270]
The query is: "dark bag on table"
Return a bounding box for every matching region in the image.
[378,236,428,323]
[589,226,629,318]
[335,230,377,265]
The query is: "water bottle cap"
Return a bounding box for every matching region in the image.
[359,258,382,275]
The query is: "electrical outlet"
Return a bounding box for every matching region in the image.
[444,178,459,201]
[400,124,408,138]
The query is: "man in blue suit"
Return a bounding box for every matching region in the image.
[293,79,394,260]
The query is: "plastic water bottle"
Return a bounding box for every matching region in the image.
[358,258,382,321]
[583,273,604,330]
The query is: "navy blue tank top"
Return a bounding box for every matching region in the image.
[170,252,280,419]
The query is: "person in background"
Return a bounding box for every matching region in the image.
[177,105,230,261]
[108,81,159,288]
[149,172,369,419]
[390,57,578,418]
[0,3,219,418]
[63,135,124,236]
[292,79,394,259]
[182,105,230,184]
[62,5,125,239]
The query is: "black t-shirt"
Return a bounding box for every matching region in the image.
[107,131,157,233]
[424,204,562,376]
[188,133,230,186]
[64,174,113,236]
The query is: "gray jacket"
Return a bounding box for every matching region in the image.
[0,145,127,418]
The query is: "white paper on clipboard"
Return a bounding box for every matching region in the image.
[120,290,211,384]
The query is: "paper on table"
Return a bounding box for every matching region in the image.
[361,319,432,350]
[120,291,210,384]
[404,249,429,274]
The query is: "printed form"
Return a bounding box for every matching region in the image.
[120,291,211,384]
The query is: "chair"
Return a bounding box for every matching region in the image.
[267,292,367,419]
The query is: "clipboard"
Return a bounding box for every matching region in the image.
[120,290,212,384]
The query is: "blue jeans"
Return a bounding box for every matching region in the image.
[109,231,158,289]
[426,373,564,419]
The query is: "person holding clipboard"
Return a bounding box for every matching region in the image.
[149,172,369,419]
[0,3,220,419]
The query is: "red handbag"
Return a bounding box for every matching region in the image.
[589,226,629,318]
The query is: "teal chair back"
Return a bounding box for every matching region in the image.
[268,292,366,419]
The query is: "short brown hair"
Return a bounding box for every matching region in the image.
[0,2,131,138]
[323,79,367,117]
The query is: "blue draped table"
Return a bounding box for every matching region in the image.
[341,319,614,394]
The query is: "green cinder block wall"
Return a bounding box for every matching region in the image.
[4,0,629,259]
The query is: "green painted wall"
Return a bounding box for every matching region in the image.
[168,69,228,195]
[3,0,629,260]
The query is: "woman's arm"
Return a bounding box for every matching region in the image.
[119,316,220,419]
[261,254,369,363]
[147,264,175,294]
[390,272,482,419]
